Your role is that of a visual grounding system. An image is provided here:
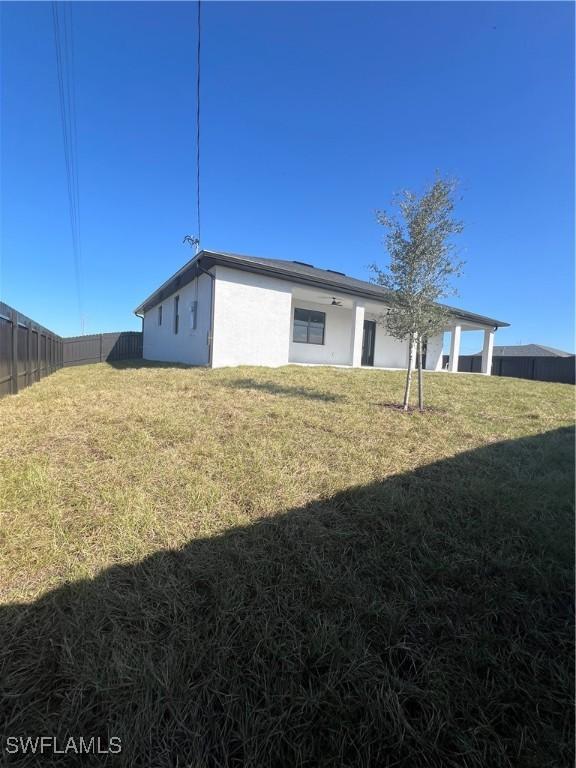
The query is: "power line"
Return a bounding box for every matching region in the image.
[185,1,201,254]
[195,0,201,247]
[64,2,81,272]
[51,1,83,332]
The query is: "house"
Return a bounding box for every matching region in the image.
[470,344,573,358]
[134,250,509,374]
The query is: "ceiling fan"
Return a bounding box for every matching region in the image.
[318,296,343,306]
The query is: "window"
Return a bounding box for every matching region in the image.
[293,308,325,345]
[174,296,180,334]
[158,305,163,326]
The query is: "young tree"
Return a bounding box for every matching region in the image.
[370,176,464,411]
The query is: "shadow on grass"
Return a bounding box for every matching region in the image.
[225,378,345,402]
[0,428,573,767]
[105,359,198,371]
[371,402,448,413]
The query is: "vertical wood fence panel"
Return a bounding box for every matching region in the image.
[0,302,63,398]
[0,316,11,397]
[62,332,142,367]
[0,303,143,399]
[442,354,575,384]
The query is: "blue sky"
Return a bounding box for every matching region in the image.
[1,1,574,353]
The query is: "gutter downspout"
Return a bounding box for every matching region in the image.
[196,263,216,367]
[135,312,144,358]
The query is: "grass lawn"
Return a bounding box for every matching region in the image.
[0,363,573,766]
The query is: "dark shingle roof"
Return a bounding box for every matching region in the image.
[134,249,510,328]
[471,344,573,358]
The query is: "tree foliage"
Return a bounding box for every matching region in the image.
[371,176,464,409]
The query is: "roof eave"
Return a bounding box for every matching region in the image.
[133,253,203,315]
[203,252,509,327]
[134,250,510,329]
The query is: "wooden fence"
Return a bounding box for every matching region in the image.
[63,332,143,367]
[0,301,64,398]
[0,301,143,398]
[442,355,575,384]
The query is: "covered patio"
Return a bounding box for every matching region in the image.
[288,284,497,375]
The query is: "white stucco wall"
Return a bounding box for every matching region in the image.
[366,315,444,370]
[373,332,410,368]
[366,315,410,368]
[289,299,354,365]
[142,265,451,371]
[211,266,292,368]
[425,333,444,371]
[142,273,212,365]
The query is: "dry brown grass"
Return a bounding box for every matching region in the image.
[0,363,573,766]
[1,362,572,603]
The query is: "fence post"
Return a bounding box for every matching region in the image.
[26,322,32,388]
[10,309,18,394]
[99,334,103,362]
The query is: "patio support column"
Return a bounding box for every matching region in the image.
[350,302,365,367]
[448,324,461,373]
[481,328,495,375]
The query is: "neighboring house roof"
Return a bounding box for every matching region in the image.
[471,344,574,358]
[134,249,510,328]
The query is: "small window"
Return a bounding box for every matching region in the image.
[174,296,180,334]
[189,300,197,331]
[293,308,325,345]
[158,305,163,326]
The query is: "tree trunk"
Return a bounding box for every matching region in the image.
[402,333,414,411]
[417,335,424,412]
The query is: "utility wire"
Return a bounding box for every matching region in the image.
[182,1,202,255]
[195,0,202,248]
[51,1,83,332]
[64,2,81,266]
